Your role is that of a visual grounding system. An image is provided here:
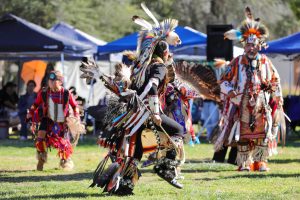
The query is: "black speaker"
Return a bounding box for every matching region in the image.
[206,25,233,61]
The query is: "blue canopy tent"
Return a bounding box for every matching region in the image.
[172,44,206,56]
[261,32,300,94]
[0,14,93,61]
[262,32,300,55]
[261,32,300,122]
[98,32,138,54]
[98,26,207,55]
[0,13,95,95]
[50,22,109,60]
[49,22,111,107]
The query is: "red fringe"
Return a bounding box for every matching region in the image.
[36,140,47,152]
[48,135,73,160]
[269,98,278,118]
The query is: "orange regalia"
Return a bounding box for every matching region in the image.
[214,7,285,171]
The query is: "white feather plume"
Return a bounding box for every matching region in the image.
[224,29,242,40]
[141,3,159,27]
[132,15,152,30]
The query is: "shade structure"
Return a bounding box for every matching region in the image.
[50,22,110,60]
[0,14,93,60]
[98,26,207,55]
[261,32,300,55]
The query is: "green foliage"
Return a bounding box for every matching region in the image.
[57,0,144,41]
[0,0,299,42]
[273,15,300,39]
[133,0,300,40]
[0,0,62,28]
[131,0,175,18]
[0,0,143,41]
[290,0,300,20]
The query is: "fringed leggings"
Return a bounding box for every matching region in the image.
[35,117,73,160]
[133,114,184,161]
[237,138,269,167]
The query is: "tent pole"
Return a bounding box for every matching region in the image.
[109,54,112,75]
[84,55,95,126]
[91,55,98,135]
[83,56,96,124]
[289,57,292,95]
[92,55,98,105]
[17,60,21,95]
[60,53,65,86]
[84,73,95,135]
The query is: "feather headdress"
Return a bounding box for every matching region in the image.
[132,3,181,88]
[224,6,269,48]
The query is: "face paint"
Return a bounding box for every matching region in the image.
[244,43,259,59]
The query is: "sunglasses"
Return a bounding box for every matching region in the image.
[49,73,57,81]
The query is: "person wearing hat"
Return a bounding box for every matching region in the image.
[27,70,80,171]
[215,7,283,172]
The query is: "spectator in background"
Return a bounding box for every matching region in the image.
[69,86,86,117]
[0,82,20,127]
[18,80,37,140]
[200,99,219,140]
[69,86,86,107]
[87,91,109,132]
[191,98,203,125]
[0,82,19,110]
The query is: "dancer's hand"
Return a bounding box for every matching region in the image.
[191,135,196,142]
[30,122,36,133]
[80,58,103,84]
[274,96,283,107]
[26,113,32,121]
[228,90,237,98]
[152,114,162,126]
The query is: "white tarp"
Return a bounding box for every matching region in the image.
[268,54,296,95]
[173,46,244,61]
[55,60,115,106]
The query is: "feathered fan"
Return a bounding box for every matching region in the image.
[173,61,221,103]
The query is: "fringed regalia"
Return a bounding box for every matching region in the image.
[80,3,185,195]
[164,80,198,140]
[29,82,83,170]
[80,3,229,195]
[80,58,222,194]
[214,7,286,171]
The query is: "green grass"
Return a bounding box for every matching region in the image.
[1,136,300,200]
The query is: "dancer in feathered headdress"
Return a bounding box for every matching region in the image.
[80,3,184,195]
[215,7,285,172]
[80,2,231,194]
[132,3,181,89]
[224,7,269,49]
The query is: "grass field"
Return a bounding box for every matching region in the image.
[0,135,300,200]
